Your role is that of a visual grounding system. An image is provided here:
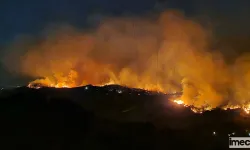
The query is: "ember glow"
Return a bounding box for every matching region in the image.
[4,10,250,114]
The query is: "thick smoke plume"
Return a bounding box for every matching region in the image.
[3,10,250,109]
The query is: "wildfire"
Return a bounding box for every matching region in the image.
[27,78,250,115]
[243,104,250,114]
[6,10,250,116]
[55,84,70,88]
[173,99,184,105]
[172,98,250,115]
[28,81,72,89]
[222,104,250,114]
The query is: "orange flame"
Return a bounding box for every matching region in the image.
[173,99,184,105]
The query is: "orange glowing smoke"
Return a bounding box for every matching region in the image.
[4,10,250,114]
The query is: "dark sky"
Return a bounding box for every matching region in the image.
[0,0,250,85]
[1,0,250,44]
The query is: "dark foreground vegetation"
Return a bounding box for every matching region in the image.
[0,85,249,150]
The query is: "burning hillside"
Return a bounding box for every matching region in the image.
[4,10,250,114]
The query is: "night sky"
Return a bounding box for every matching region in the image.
[1,0,250,86]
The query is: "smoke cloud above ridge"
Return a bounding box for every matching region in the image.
[3,10,250,109]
